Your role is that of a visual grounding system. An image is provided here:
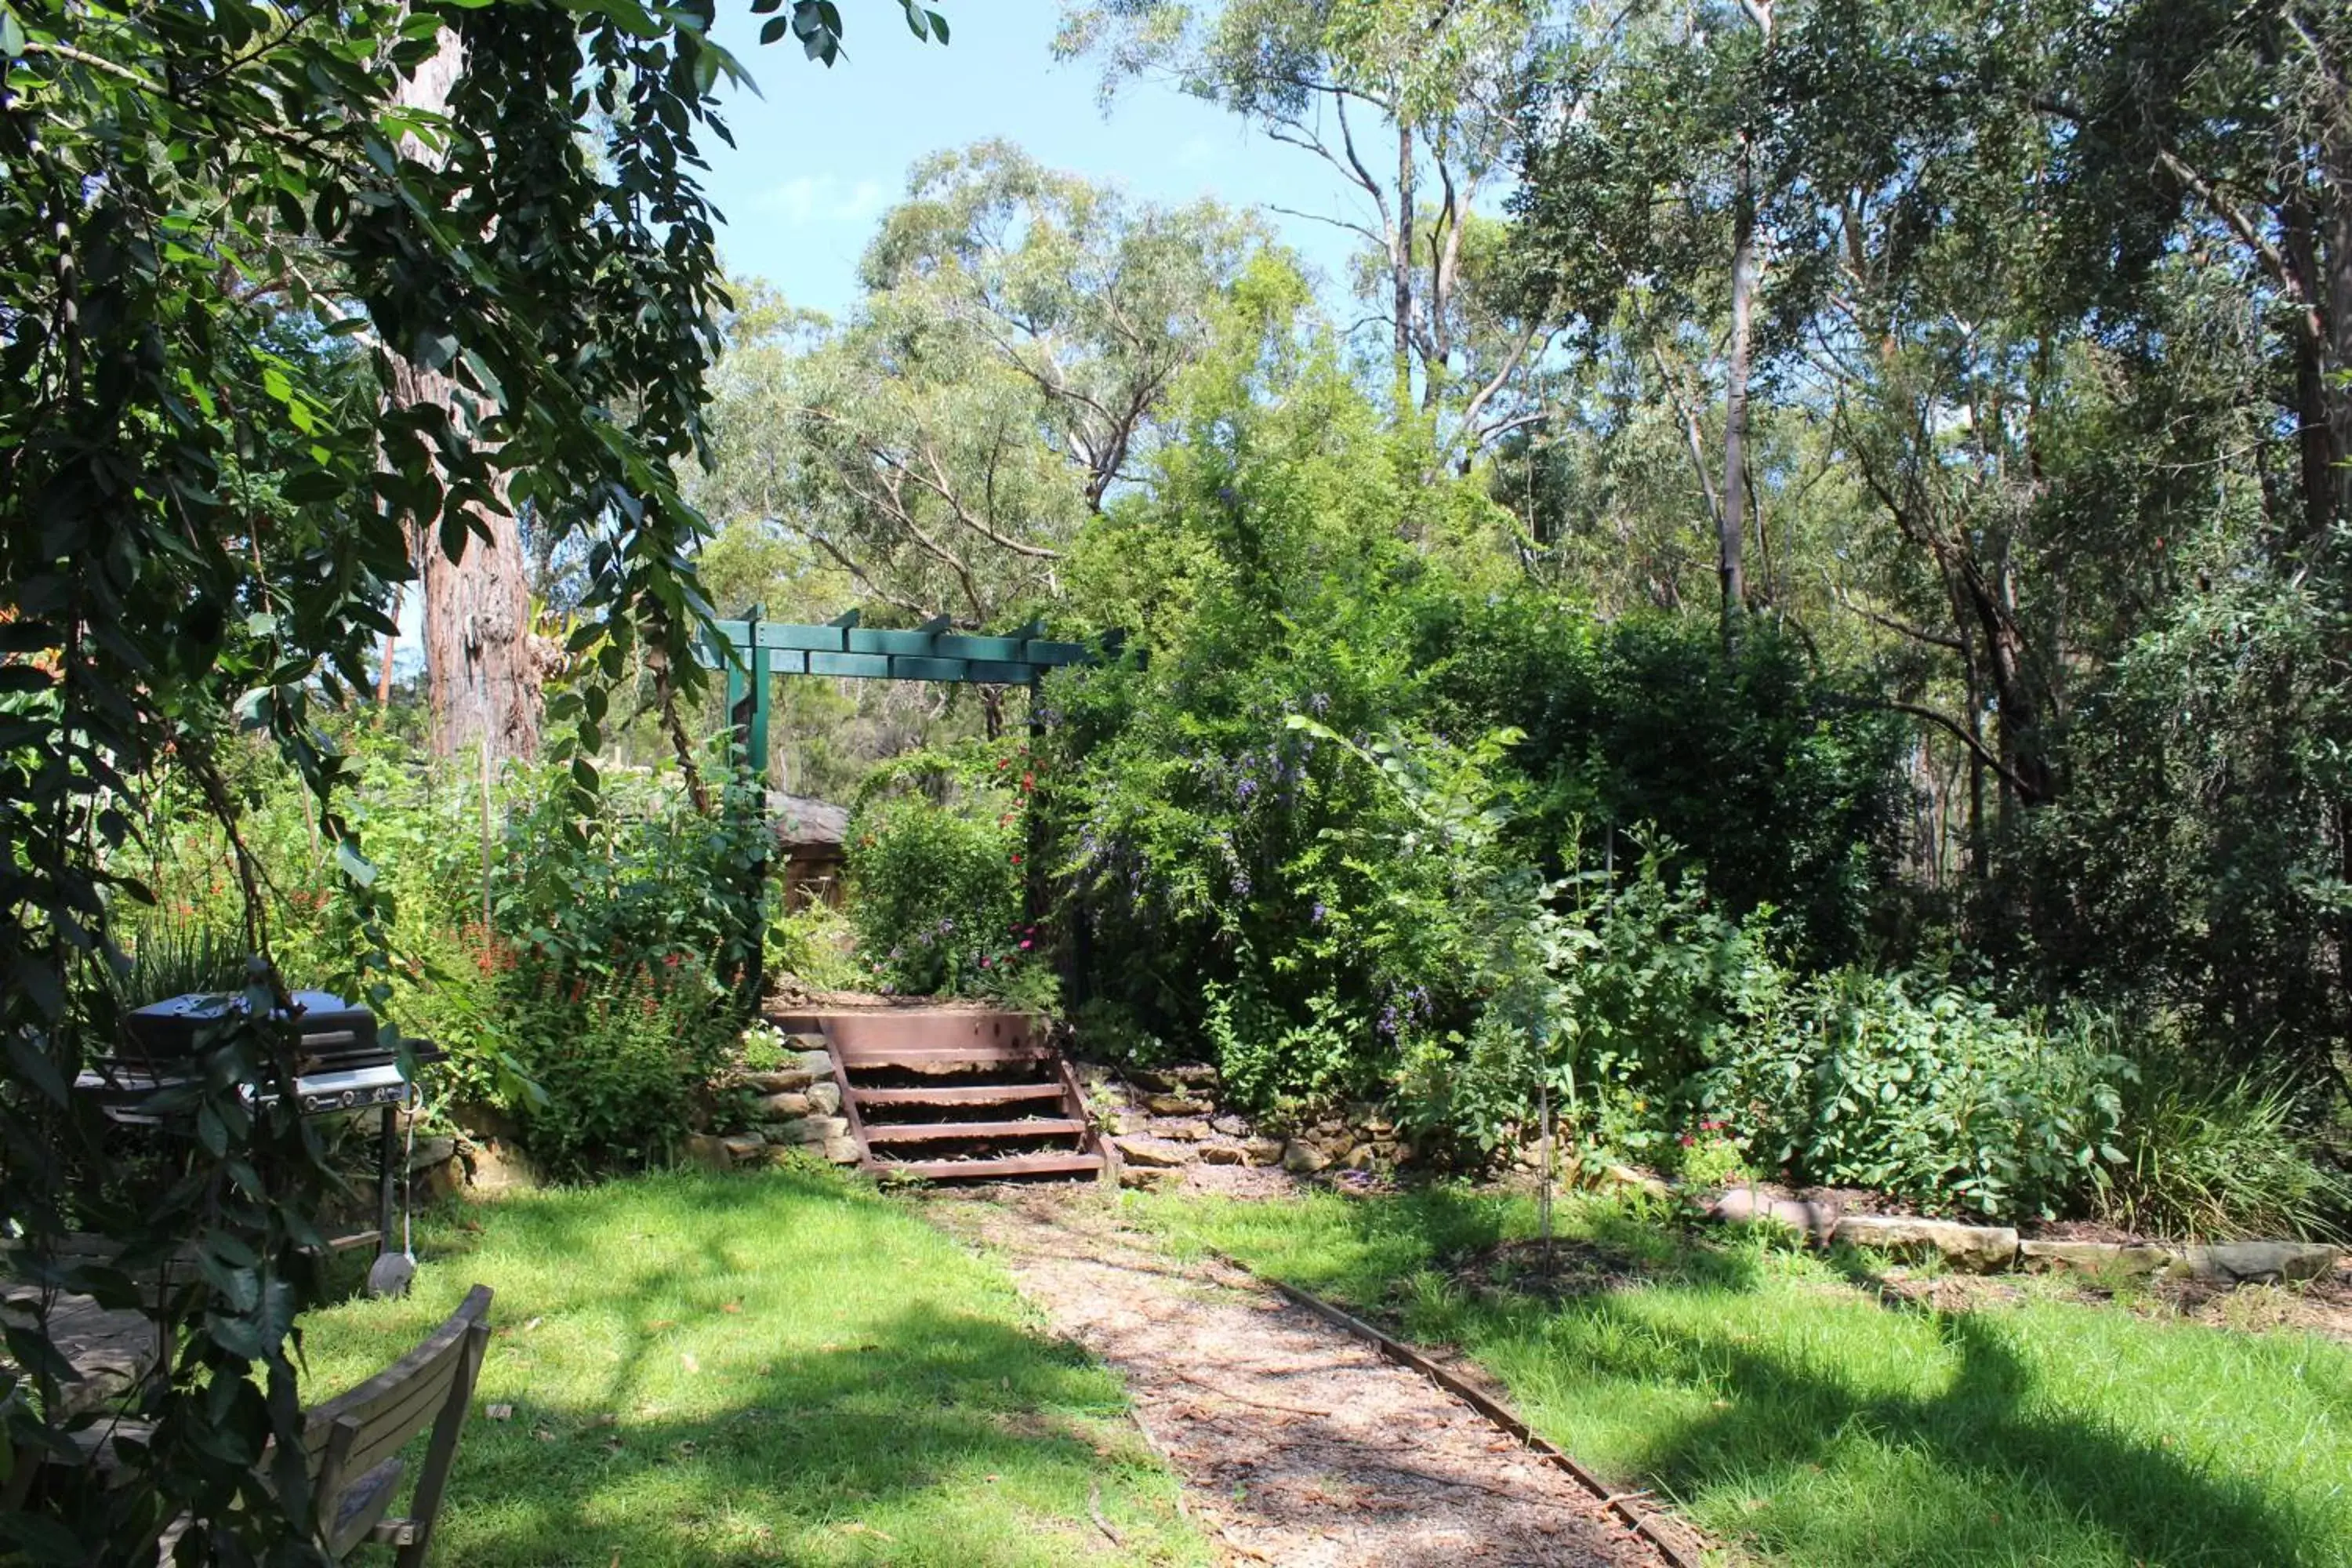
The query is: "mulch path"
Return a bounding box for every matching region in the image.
[928,1189,1685,1568]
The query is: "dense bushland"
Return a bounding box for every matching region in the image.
[901,314,2343,1236]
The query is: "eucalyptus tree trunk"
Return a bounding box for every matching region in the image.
[1719,0,1773,652]
[1719,179,1754,646]
[390,28,542,764]
[1393,120,1417,407]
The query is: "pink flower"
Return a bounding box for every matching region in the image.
[979,956,993,967]
[1019,939,1033,950]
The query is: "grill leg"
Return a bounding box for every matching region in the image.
[376,1102,398,1258]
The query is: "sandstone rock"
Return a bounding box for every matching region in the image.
[684,1133,731,1173]
[1281,1140,1330,1174]
[1341,1145,1377,1172]
[1708,1188,1837,1237]
[759,1091,811,1119]
[805,1080,841,1116]
[786,1034,829,1054]
[1210,1114,1250,1138]
[1144,1092,1210,1117]
[1114,1110,1151,1135]
[1113,1135,1198,1169]
[720,1134,767,1167]
[1602,1163,1672,1201]
[463,1140,537,1192]
[1129,1063,1219,1093]
[1242,1136,1286,1167]
[822,1137,861,1166]
[2018,1240,2174,1276]
[2168,1242,2342,1284]
[772,1116,849,1147]
[1154,1119,1213,1142]
[405,1136,456,1174]
[419,1156,465,1202]
[1833,1214,2020,1272]
[742,1069,815,1095]
[1120,1165,1183,1193]
[1199,1142,1246,1166]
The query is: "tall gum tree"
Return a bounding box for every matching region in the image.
[1056,0,1545,431]
[391,26,539,764]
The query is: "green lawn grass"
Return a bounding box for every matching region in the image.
[1134,1185,2352,1568]
[298,1166,1207,1567]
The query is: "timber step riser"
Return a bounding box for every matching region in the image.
[862,1118,1087,1145]
[817,1011,1106,1183]
[849,1083,1065,1109]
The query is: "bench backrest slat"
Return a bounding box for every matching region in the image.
[304,1283,492,1565]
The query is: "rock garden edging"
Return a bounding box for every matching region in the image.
[1706,1186,2344,1284]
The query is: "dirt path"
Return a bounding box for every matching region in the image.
[928,1189,1682,1568]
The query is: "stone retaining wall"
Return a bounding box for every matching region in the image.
[685,1040,861,1171]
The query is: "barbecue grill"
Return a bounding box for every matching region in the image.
[75,989,445,1294]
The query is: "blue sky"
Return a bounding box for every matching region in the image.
[699,4,1368,318]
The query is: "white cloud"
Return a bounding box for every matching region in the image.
[753,175,889,227]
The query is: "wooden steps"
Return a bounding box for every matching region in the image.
[804,1008,1107,1183]
[862,1117,1086,1144]
[829,1043,1054,1073]
[850,1083,1065,1109]
[866,1152,1105,1181]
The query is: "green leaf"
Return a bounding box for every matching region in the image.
[336,838,378,888]
[0,9,25,60]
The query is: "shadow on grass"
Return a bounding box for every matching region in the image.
[450,1303,1131,1564]
[309,1170,1179,1567]
[1243,1188,2332,1566]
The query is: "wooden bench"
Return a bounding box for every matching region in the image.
[299,1283,493,1563]
[103,1285,494,1563]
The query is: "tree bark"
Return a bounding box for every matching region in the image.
[1721,174,1754,645]
[1719,0,1771,649]
[390,28,541,765]
[1393,119,1416,405]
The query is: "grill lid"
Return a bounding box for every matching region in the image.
[119,990,380,1068]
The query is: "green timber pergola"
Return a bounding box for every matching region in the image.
[706,608,1107,785]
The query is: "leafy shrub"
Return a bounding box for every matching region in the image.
[846,742,1047,1002]
[1708,970,2132,1220]
[766,898,866,993]
[497,955,732,1179]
